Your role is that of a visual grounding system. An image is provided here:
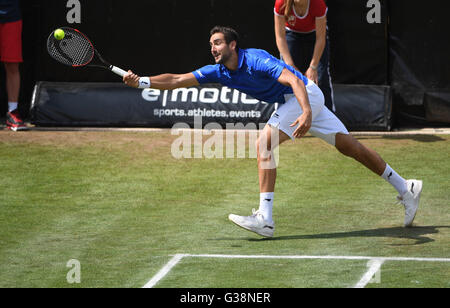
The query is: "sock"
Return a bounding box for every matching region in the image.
[259,192,274,222]
[382,164,407,196]
[8,102,18,113]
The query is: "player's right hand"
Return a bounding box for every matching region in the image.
[123,70,140,88]
[290,110,312,139]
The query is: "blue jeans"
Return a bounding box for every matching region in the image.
[285,30,335,112]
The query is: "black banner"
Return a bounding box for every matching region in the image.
[31,82,276,128]
[31,82,391,131]
[333,84,392,131]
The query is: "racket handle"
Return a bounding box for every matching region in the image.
[110,65,127,77]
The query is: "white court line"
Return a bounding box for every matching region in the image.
[354,259,385,288]
[143,254,450,288]
[182,254,450,262]
[142,254,186,289]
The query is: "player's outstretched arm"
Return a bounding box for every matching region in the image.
[123,71,199,90]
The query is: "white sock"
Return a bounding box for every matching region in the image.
[259,192,274,222]
[8,102,18,112]
[382,164,407,196]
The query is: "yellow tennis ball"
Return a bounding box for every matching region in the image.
[54,29,65,40]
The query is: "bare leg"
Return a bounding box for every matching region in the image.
[335,133,386,176]
[256,125,291,193]
[227,125,291,236]
[335,133,421,227]
[4,62,21,104]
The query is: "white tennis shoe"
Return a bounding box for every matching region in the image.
[397,179,423,227]
[228,209,275,237]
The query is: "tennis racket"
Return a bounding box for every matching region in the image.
[47,27,127,77]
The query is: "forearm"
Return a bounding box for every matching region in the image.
[274,15,296,67]
[277,68,312,138]
[150,74,185,90]
[276,37,295,67]
[292,80,312,114]
[310,37,325,68]
[123,71,198,90]
[310,18,327,69]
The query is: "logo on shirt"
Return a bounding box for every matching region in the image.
[288,15,296,26]
[196,70,204,78]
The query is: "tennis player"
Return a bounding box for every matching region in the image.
[123,26,422,237]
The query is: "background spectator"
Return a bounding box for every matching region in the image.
[274,0,335,112]
[0,0,26,131]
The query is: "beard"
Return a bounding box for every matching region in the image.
[214,50,232,64]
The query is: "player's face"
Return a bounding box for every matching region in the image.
[210,33,233,64]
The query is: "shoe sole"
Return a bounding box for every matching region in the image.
[7,126,28,132]
[228,215,274,238]
[404,180,423,227]
[6,124,29,131]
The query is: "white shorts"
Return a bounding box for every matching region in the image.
[267,80,349,146]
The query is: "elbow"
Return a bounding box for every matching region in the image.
[315,35,326,47]
[275,31,286,43]
[293,77,305,88]
[275,37,286,49]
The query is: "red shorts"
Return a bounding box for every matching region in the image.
[0,20,23,63]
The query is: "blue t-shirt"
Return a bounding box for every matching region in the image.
[0,0,21,23]
[192,48,308,104]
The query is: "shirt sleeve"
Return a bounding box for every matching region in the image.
[255,55,285,81]
[192,65,219,84]
[312,0,328,18]
[274,0,286,16]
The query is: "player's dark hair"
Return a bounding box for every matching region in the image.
[210,26,240,50]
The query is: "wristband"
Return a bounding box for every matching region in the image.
[309,65,318,71]
[138,77,151,89]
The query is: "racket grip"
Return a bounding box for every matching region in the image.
[110,66,127,77]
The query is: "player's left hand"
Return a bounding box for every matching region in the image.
[306,67,318,84]
[290,111,312,139]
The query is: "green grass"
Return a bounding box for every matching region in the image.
[0,131,449,288]
[157,258,369,288]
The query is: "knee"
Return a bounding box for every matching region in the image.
[256,137,272,162]
[4,63,20,75]
[336,143,352,157]
[335,134,361,158]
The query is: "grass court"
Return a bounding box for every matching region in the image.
[0,130,448,288]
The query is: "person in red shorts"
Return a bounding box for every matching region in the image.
[0,0,27,131]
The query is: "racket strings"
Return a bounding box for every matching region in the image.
[47,28,95,67]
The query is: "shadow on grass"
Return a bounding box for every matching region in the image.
[381,135,447,143]
[212,226,449,246]
[355,135,446,143]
